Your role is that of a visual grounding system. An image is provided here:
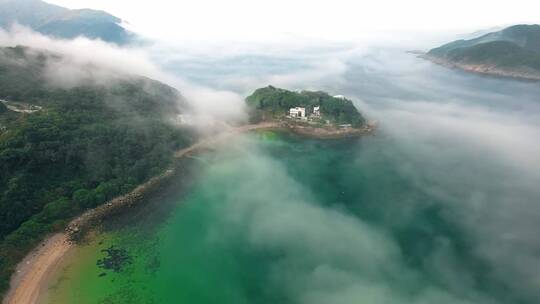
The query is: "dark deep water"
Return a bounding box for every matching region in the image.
[46,51,540,304]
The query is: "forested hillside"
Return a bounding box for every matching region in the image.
[0,46,194,294]
[0,0,133,44]
[427,24,540,77]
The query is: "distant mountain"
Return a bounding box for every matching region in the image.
[425,25,540,80]
[456,26,505,40]
[0,0,133,44]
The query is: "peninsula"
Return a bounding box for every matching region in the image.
[422,24,540,81]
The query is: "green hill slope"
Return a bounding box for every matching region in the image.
[0,46,194,295]
[0,0,133,44]
[444,41,540,70]
[427,24,540,78]
[430,24,540,57]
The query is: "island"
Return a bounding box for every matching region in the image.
[245,86,375,138]
[421,24,540,81]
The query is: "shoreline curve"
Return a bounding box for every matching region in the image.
[2,120,376,304]
[2,122,281,304]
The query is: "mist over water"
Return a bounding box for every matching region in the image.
[46,49,540,304]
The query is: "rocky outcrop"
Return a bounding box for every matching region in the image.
[283,121,377,139]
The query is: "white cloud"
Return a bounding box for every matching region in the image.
[3,15,540,302]
[193,137,495,304]
[45,0,540,42]
[0,25,248,126]
[0,24,162,79]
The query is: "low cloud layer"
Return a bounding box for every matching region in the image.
[3,22,540,303]
[162,46,540,303]
[341,51,540,302]
[0,25,248,126]
[182,137,497,304]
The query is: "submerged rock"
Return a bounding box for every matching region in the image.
[96,246,132,273]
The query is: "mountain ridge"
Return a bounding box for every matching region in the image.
[425,24,540,80]
[0,0,133,44]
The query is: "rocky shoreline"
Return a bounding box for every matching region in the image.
[287,125,375,139]
[65,124,284,240]
[4,154,194,304]
[3,122,283,304]
[64,120,373,239]
[65,167,178,241]
[280,121,377,139]
[420,54,540,82]
[3,120,373,304]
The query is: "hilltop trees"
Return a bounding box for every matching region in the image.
[246,86,365,127]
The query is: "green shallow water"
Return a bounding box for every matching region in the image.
[44,131,520,304]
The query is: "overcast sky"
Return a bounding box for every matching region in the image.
[46,0,540,42]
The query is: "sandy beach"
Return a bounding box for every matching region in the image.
[2,234,72,304]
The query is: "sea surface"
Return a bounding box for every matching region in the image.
[45,52,540,304]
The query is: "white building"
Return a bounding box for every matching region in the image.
[290,107,306,118]
[313,106,321,117]
[333,95,346,100]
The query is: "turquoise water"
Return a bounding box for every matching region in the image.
[42,49,540,303]
[45,129,537,304]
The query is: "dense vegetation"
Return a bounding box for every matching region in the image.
[445,41,540,70]
[246,86,365,127]
[428,24,540,74]
[0,46,194,295]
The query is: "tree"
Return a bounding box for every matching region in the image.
[73,189,92,209]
